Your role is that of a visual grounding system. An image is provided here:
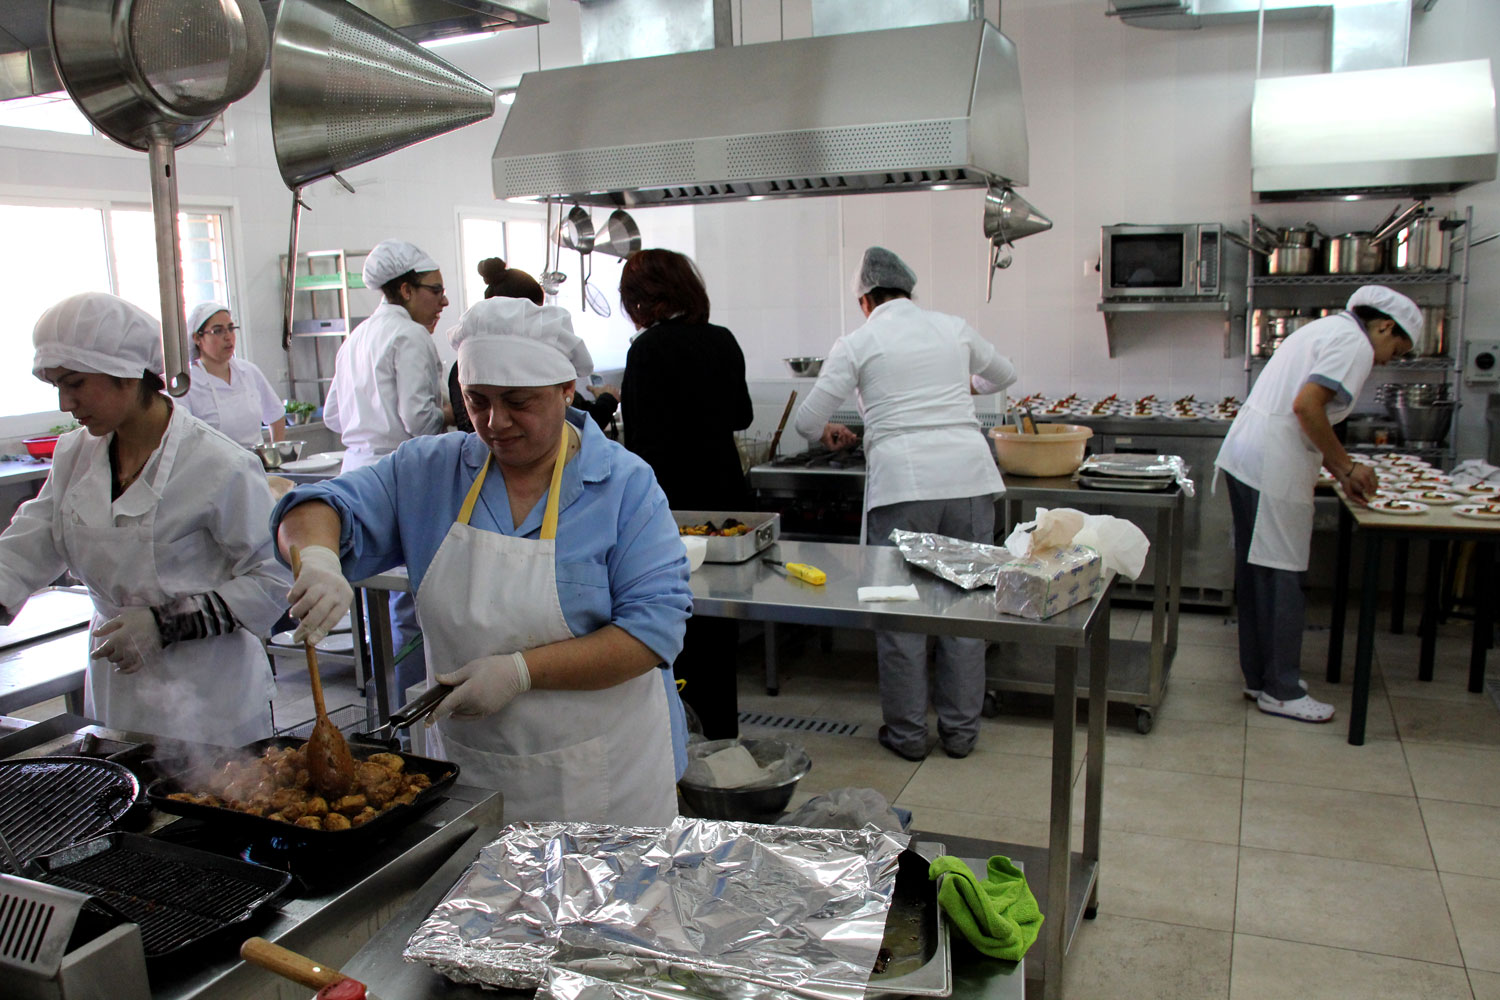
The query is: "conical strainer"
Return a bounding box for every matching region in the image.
[50,0,269,395]
[269,0,495,190]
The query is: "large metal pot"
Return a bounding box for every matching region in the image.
[1275,225,1322,248]
[1251,309,1315,357]
[1388,213,1453,273]
[1264,245,1318,275]
[1325,233,1386,274]
[1410,307,1447,357]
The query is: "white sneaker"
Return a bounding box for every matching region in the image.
[1243,679,1309,701]
[1256,691,1335,723]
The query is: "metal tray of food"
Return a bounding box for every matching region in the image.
[673,509,781,563]
[146,736,457,845]
[1075,472,1175,492]
[867,840,952,998]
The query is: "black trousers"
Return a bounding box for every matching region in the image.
[1225,473,1308,700]
[673,616,740,740]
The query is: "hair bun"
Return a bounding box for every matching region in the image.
[477,257,509,284]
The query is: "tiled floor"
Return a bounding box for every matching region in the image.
[721,611,1500,1000]
[25,607,1493,1000]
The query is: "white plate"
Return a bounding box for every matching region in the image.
[1402,490,1465,506]
[1455,504,1500,520]
[1463,483,1500,496]
[1367,498,1429,516]
[283,452,344,473]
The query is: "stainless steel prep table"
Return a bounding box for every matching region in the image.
[691,540,1110,1000]
[998,475,1185,734]
[0,716,506,1000]
[341,843,1025,1000]
[0,587,96,715]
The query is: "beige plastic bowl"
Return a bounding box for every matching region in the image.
[989,424,1094,477]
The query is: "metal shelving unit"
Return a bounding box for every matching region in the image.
[1243,208,1474,465]
[281,248,371,409]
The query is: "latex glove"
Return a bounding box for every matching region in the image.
[287,544,353,645]
[432,652,532,722]
[91,608,162,674]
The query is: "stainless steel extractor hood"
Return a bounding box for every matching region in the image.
[1251,59,1499,200]
[492,18,1029,207]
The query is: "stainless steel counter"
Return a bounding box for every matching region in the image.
[692,541,1109,1000]
[0,630,87,715]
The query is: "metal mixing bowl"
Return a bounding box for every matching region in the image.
[678,738,812,821]
[253,440,305,471]
[784,357,825,377]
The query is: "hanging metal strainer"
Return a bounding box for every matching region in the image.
[50,0,269,395]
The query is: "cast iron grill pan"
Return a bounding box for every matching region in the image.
[0,756,141,872]
[145,736,458,846]
[34,832,292,960]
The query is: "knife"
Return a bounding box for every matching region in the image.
[241,937,381,1000]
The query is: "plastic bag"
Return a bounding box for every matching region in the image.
[1004,506,1150,581]
[777,787,909,833]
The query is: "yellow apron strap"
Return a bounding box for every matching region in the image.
[457,454,491,526]
[540,425,572,541]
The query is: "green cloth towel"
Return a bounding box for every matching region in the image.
[929,855,1043,962]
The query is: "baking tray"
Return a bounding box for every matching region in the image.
[145,736,458,846]
[673,510,781,563]
[867,840,952,998]
[33,831,292,961]
[1075,473,1175,492]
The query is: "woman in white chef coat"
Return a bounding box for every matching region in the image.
[273,296,691,824]
[322,238,451,473]
[0,293,292,743]
[793,247,1017,762]
[179,302,287,448]
[322,239,453,701]
[1215,285,1417,723]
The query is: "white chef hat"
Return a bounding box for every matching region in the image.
[1347,285,1422,342]
[32,292,163,382]
[187,301,229,335]
[361,239,440,291]
[451,296,594,387]
[853,246,918,297]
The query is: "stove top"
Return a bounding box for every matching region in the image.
[769,447,866,470]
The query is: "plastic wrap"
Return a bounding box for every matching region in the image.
[1076,454,1196,497]
[994,543,1102,619]
[405,817,908,1000]
[889,529,1013,590]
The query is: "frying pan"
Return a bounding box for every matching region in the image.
[49,0,270,396]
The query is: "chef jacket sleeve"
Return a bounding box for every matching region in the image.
[248,361,286,427]
[393,332,446,438]
[965,324,1017,394]
[0,462,69,618]
[271,456,406,582]
[1307,333,1374,407]
[792,337,857,440]
[208,451,297,636]
[604,468,691,666]
[321,373,344,433]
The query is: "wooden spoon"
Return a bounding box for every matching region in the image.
[290,545,356,797]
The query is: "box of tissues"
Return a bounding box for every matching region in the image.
[994,543,1102,619]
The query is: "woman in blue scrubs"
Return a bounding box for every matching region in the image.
[273,297,691,825]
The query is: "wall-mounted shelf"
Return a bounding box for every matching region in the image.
[1097,298,1236,359]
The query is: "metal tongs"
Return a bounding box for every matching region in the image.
[359,684,453,742]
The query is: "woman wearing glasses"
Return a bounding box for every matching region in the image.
[323,239,452,473]
[179,302,287,449]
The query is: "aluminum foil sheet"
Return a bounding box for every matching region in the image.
[1077,454,1196,497]
[889,529,1013,589]
[405,818,908,1000]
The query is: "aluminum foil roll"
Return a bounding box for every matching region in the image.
[404,818,908,998]
[889,529,1013,589]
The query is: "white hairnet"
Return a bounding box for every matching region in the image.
[187,301,229,335]
[362,239,440,291]
[853,246,918,297]
[1347,285,1422,342]
[33,292,163,382]
[451,297,593,387]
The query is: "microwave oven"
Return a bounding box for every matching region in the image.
[1101,223,1233,299]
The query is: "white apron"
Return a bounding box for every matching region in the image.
[417,431,677,825]
[61,425,273,744]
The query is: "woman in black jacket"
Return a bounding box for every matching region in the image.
[620,249,754,738]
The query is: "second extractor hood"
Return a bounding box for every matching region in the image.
[492,18,1029,206]
[1251,59,1499,200]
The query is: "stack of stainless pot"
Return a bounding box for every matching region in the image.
[1251,222,1323,275]
[1376,382,1455,448]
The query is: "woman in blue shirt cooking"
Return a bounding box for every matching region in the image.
[272,296,692,825]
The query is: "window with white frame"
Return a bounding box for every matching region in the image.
[0,95,227,146]
[0,201,233,421]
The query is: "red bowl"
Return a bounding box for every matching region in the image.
[23,435,59,460]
